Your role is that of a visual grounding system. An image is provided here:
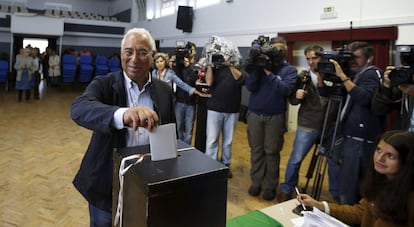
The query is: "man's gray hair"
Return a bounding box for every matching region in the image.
[121,28,156,51]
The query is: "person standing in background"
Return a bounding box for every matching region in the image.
[175,57,207,144]
[278,45,340,202]
[204,47,246,178]
[15,48,34,102]
[246,37,297,200]
[48,49,60,86]
[31,47,42,99]
[318,41,385,205]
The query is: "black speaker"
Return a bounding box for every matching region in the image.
[176,6,193,32]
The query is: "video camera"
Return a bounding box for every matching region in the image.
[245,35,283,71]
[388,46,414,85]
[317,48,353,84]
[202,35,241,68]
[174,40,193,65]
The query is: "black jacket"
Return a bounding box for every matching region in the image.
[71,71,175,211]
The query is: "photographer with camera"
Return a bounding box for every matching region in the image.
[203,36,246,178]
[318,41,385,205]
[278,45,340,202]
[372,46,414,132]
[245,37,297,201]
[172,42,211,145]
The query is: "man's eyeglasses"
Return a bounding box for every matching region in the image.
[123,49,152,59]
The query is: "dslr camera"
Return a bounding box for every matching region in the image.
[317,48,353,84]
[388,46,414,85]
[174,40,193,65]
[245,35,283,71]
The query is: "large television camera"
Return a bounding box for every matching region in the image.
[317,48,353,84]
[202,35,241,68]
[388,46,414,85]
[174,40,193,65]
[245,35,283,71]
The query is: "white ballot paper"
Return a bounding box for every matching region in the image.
[149,123,178,161]
[292,207,348,227]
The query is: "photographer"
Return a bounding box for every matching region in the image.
[245,37,297,201]
[278,45,340,202]
[204,36,246,178]
[318,41,385,205]
[371,47,414,131]
[172,42,210,145]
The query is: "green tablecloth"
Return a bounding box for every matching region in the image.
[226,210,284,227]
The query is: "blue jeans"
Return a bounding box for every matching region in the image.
[338,137,374,205]
[280,127,320,194]
[89,203,112,227]
[205,110,239,165]
[175,102,195,145]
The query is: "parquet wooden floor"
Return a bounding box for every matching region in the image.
[0,80,332,226]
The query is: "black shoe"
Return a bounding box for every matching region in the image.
[248,185,261,196]
[276,191,292,202]
[263,189,276,201]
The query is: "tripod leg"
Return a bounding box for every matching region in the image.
[302,143,319,193]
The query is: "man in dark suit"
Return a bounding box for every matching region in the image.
[71,28,175,227]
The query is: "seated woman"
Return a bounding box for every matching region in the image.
[298,130,414,227]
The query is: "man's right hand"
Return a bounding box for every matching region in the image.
[382,66,396,88]
[123,107,159,131]
[296,89,307,100]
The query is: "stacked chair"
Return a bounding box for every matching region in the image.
[78,55,94,83]
[108,57,121,72]
[61,54,77,83]
[95,55,108,76]
[0,60,8,91]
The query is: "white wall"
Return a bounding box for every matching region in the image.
[136,0,414,48]
[110,0,134,16]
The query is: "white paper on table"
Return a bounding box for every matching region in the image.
[300,207,348,227]
[149,123,177,161]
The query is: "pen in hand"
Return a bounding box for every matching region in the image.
[295,186,307,211]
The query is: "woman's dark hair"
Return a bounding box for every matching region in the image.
[361,130,414,224]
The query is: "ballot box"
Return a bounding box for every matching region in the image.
[113,142,228,227]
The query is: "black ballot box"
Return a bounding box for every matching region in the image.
[113,141,228,227]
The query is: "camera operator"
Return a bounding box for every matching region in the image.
[169,42,211,145]
[246,37,297,201]
[371,47,414,132]
[278,45,340,202]
[204,37,246,178]
[318,41,385,205]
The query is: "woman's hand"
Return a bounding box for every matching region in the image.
[297,193,325,212]
[194,90,211,98]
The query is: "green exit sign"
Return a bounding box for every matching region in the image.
[324,7,334,13]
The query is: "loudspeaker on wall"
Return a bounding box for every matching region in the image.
[176,6,193,33]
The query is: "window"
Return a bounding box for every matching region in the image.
[146,0,220,20]
[194,0,219,9]
[161,0,175,17]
